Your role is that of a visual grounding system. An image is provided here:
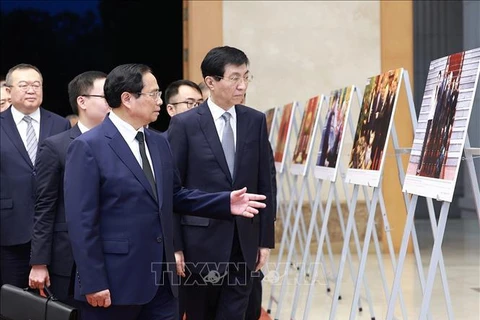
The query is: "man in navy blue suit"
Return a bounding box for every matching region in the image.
[0,63,70,289]
[168,46,276,320]
[64,64,266,320]
[28,71,110,303]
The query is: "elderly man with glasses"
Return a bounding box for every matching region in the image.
[0,63,70,291]
[167,46,276,320]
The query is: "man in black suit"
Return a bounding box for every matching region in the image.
[164,79,204,320]
[168,46,275,320]
[28,71,110,302]
[0,63,70,289]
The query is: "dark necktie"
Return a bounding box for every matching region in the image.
[135,132,157,200]
[221,112,235,177]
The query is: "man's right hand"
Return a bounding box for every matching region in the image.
[29,265,50,290]
[86,289,111,308]
[230,187,266,218]
[175,250,186,277]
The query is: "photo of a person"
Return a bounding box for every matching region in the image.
[292,96,320,165]
[403,47,480,202]
[413,54,463,179]
[265,107,276,137]
[348,68,402,171]
[316,86,352,168]
[274,102,294,163]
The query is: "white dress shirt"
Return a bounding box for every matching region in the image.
[207,99,237,147]
[76,121,90,134]
[10,106,41,150]
[109,111,155,179]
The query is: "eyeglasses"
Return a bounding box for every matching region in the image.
[82,94,105,99]
[11,81,42,92]
[170,99,203,109]
[215,74,254,85]
[137,90,162,100]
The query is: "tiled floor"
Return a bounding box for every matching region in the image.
[262,218,480,320]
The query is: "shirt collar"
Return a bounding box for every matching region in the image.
[109,110,144,143]
[77,121,90,134]
[10,106,41,126]
[207,99,236,122]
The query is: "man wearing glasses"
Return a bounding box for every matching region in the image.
[168,46,276,320]
[28,71,110,304]
[164,80,203,118]
[63,63,267,320]
[0,82,12,112]
[0,63,70,290]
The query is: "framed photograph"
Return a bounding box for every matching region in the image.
[403,48,480,202]
[274,102,297,173]
[314,86,354,182]
[265,107,278,142]
[345,68,403,187]
[290,95,322,176]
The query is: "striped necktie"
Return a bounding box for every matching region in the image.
[221,112,235,178]
[23,115,38,164]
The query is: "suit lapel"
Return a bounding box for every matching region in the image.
[69,125,82,140]
[234,105,250,181]
[145,129,163,208]
[38,108,53,144]
[0,109,33,167]
[197,104,233,183]
[104,118,157,202]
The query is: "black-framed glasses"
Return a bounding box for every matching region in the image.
[214,74,254,85]
[137,90,162,100]
[170,99,203,109]
[82,94,105,98]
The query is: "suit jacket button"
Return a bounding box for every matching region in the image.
[156,236,163,243]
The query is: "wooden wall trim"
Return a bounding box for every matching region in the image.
[380,0,414,253]
[184,0,223,83]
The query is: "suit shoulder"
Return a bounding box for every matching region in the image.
[146,127,163,136]
[173,107,197,122]
[75,125,102,143]
[146,128,169,145]
[42,129,71,146]
[41,108,69,123]
[238,105,266,118]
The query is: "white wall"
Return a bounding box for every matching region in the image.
[223,0,381,112]
[223,1,382,201]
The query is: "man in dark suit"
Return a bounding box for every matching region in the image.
[28,71,110,302]
[64,63,266,320]
[168,46,275,320]
[0,63,70,289]
[164,79,204,320]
